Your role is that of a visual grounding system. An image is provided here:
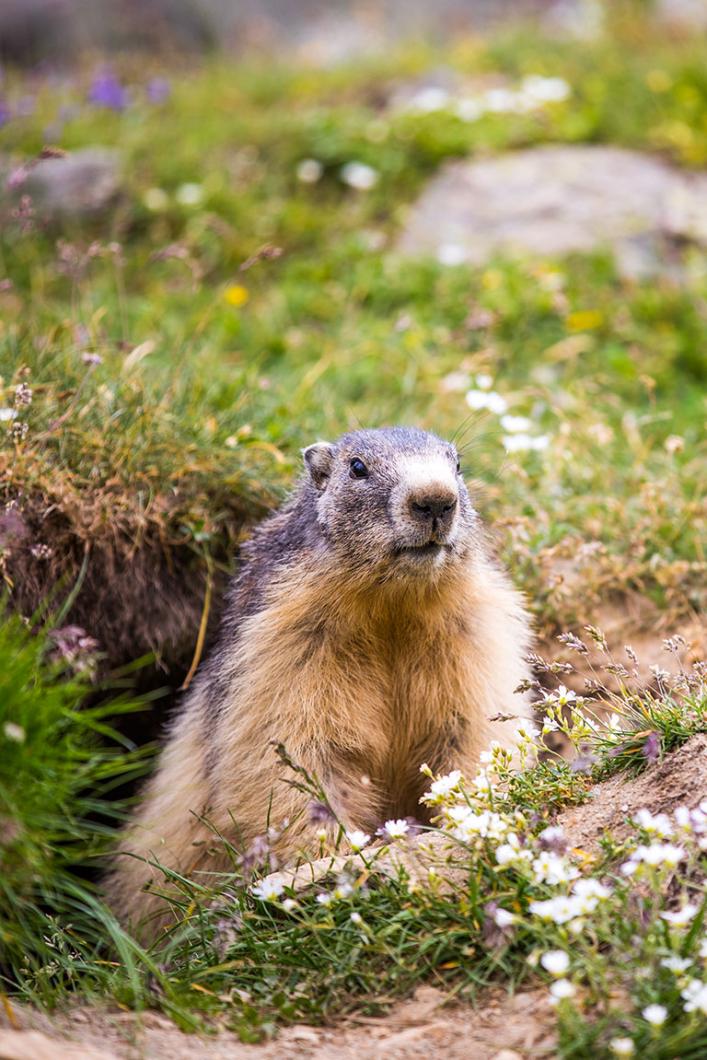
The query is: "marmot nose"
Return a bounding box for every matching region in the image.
[408,490,457,525]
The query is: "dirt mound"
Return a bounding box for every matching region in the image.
[558,732,707,851]
[2,985,555,1060]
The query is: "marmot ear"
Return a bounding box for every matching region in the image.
[303,442,335,491]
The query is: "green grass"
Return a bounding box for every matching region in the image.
[1,12,706,638]
[0,613,155,1004]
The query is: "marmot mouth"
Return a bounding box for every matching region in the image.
[395,541,447,558]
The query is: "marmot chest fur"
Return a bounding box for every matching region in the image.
[107,426,533,935]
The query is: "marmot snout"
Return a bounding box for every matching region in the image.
[106,427,533,937]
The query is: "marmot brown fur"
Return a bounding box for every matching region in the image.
[106,427,533,937]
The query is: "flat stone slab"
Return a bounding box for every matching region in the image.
[397,144,707,277]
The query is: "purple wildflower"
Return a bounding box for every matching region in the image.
[88,72,128,111]
[6,166,28,190]
[643,731,661,763]
[309,800,336,826]
[0,100,10,126]
[570,753,596,773]
[482,901,516,949]
[238,833,274,873]
[49,625,99,672]
[538,825,568,854]
[146,77,170,104]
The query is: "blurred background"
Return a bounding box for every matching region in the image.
[0,2,620,65]
[2,1,707,66]
[0,0,705,705]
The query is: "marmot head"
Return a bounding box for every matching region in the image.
[302,427,479,581]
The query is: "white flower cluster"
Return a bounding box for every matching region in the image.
[295,159,380,191]
[404,75,571,121]
[530,877,612,928]
[462,376,550,454]
[682,979,707,1016]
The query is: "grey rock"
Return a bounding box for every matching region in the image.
[656,0,707,29]
[397,144,707,279]
[20,149,121,220]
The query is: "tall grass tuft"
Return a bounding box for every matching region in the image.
[0,612,155,1006]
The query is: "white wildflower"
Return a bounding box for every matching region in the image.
[383,818,410,840]
[296,158,323,183]
[456,97,484,122]
[350,911,363,925]
[472,770,494,793]
[530,896,585,925]
[493,907,517,928]
[500,414,533,434]
[440,370,471,393]
[251,877,284,901]
[532,852,579,886]
[549,978,576,1003]
[572,878,612,901]
[515,722,541,741]
[465,389,508,415]
[437,243,468,267]
[521,75,571,104]
[175,182,204,206]
[674,806,692,830]
[281,898,298,912]
[661,956,692,973]
[474,373,493,390]
[628,843,685,869]
[346,830,371,852]
[408,86,450,113]
[485,87,521,112]
[316,892,332,907]
[3,722,25,743]
[424,770,462,802]
[634,808,674,838]
[642,1004,667,1026]
[550,685,577,707]
[496,836,532,867]
[609,1039,635,1057]
[448,808,508,843]
[0,408,17,421]
[661,903,698,927]
[340,162,378,190]
[541,950,570,977]
[502,433,550,453]
[681,979,707,1015]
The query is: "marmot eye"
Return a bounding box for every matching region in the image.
[349,458,369,479]
[456,457,461,473]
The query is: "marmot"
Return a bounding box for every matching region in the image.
[106,427,533,936]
